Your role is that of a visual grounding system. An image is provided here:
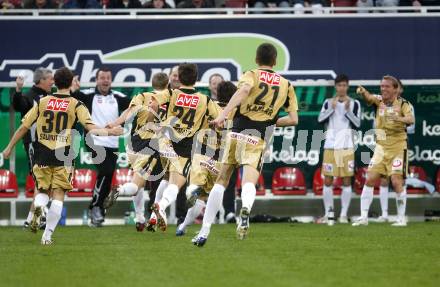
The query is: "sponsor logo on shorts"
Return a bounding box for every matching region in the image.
[229,132,259,145]
[392,158,403,171]
[176,93,200,109]
[259,71,281,86]
[200,159,219,175]
[46,99,70,111]
[323,163,333,173]
[348,160,355,172]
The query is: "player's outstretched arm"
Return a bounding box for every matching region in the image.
[211,83,252,128]
[2,125,29,159]
[356,85,376,104]
[85,124,124,137]
[107,106,139,128]
[276,111,298,127]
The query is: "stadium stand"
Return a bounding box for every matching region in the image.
[354,167,380,195]
[272,167,306,195]
[406,166,429,194]
[25,174,35,198]
[0,169,19,198]
[312,167,344,195]
[235,168,266,196]
[67,169,97,197]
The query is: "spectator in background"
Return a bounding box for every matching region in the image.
[357,0,399,13]
[71,68,130,227]
[177,0,214,8]
[293,0,324,13]
[109,0,142,7]
[1,0,22,9]
[63,0,102,8]
[253,0,291,13]
[25,0,56,8]
[11,68,53,230]
[168,65,180,89]
[329,0,357,13]
[208,73,224,101]
[143,0,172,8]
[400,0,440,7]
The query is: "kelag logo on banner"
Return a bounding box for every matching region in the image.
[0,33,336,83]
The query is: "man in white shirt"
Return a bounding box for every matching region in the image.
[318,74,361,224]
[72,67,130,227]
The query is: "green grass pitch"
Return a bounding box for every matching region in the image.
[1,223,439,287]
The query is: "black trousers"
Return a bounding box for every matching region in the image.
[223,169,237,215]
[89,146,118,211]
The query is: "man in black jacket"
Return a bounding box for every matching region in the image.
[11,67,53,229]
[71,67,130,227]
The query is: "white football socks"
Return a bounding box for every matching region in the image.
[158,184,179,210]
[360,185,374,218]
[34,193,49,208]
[340,186,352,218]
[200,184,225,237]
[181,199,205,230]
[133,188,145,223]
[119,182,138,196]
[154,180,168,204]
[379,186,389,218]
[241,182,256,211]
[42,200,63,240]
[323,185,334,217]
[396,188,407,222]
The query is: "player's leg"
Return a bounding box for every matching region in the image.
[194,163,235,245]
[378,176,390,222]
[353,146,386,226]
[153,157,189,232]
[236,164,260,239]
[41,166,74,244]
[41,188,65,245]
[391,174,407,226]
[177,193,207,237]
[340,176,352,223]
[322,175,334,223]
[30,165,51,233]
[352,171,380,226]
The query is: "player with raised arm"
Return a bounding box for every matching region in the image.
[145,63,223,232]
[353,76,414,227]
[176,81,236,237]
[1,67,123,245]
[193,43,299,247]
[104,72,170,232]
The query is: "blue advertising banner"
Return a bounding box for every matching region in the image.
[1,17,440,83]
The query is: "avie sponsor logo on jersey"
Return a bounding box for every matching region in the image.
[175,94,200,109]
[259,71,281,86]
[46,99,70,112]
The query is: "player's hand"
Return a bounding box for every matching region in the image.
[356,86,367,96]
[109,126,124,136]
[387,114,400,122]
[105,122,117,129]
[331,97,337,109]
[210,114,226,129]
[2,148,11,160]
[16,76,24,92]
[70,76,80,92]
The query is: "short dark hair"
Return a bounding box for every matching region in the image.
[335,74,349,84]
[96,67,112,79]
[256,43,277,67]
[178,63,198,86]
[152,72,169,90]
[54,67,74,90]
[217,81,237,105]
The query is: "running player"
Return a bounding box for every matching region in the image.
[1,67,123,245]
[148,63,223,232]
[353,75,414,227]
[176,81,237,236]
[193,43,299,246]
[104,72,170,231]
[317,74,361,225]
